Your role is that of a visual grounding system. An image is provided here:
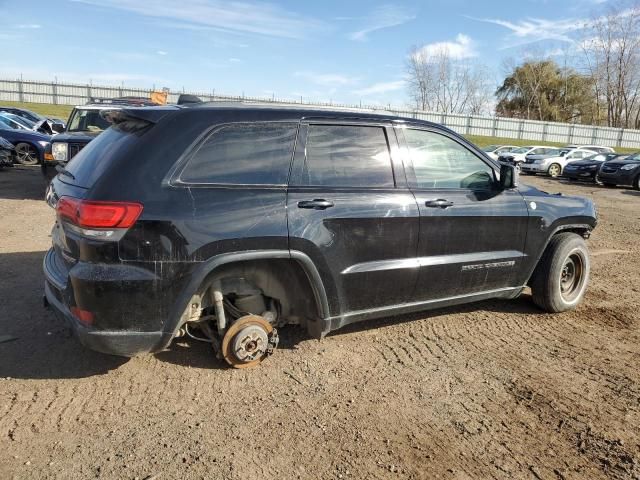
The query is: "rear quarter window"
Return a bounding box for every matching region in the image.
[179,122,298,185]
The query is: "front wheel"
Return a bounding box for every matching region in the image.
[14,143,39,165]
[547,163,562,177]
[530,233,590,312]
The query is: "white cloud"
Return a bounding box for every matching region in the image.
[71,0,325,39]
[16,24,41,29]
[469,16,584,47]
[354,80,405,96]
[294,71,359,87]
[156,50,168,55]
[228,58,242,63]
[417,34,477,59]
[349,4,415,41]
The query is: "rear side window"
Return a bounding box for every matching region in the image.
[180,123,297,185]
[301,124,394,187]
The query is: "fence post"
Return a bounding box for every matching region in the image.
[518,120,524,140]
[465,115,472,135]
[617,128,625,148]
[542,121,548,142]
[86,85,92,102]
[591,126,598,144]
[568,123,575,144]
[492,117,498,137]
[52,81,58,105]
[18,79,24,103]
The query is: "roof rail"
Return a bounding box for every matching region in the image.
[87,96,159,107]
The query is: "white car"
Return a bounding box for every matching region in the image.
[481,144,518,161]
[565,145,615,154]
[497,146,559,165]
[520,148,596,177]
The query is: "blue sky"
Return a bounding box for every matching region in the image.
[2,0,613,106]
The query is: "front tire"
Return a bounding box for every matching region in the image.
[548,163,562,177]
[530,233,590,313]
[14,143,39,165]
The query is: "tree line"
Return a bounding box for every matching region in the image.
[406,2,640,129]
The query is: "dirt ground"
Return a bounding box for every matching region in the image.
[0,166,638,480]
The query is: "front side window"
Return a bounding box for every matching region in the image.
[404,129,494,190]
[301,124,394,187]
[180,122,297,185]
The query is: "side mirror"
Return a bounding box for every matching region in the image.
[499,163,518,189]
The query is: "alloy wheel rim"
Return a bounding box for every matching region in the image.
[16,144,37,164]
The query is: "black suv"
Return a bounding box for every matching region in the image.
[43,104,597,368]
[41,97,157,182]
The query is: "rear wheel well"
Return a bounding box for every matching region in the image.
[196,258,321,331]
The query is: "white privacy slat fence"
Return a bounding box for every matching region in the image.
[3,77,640,148]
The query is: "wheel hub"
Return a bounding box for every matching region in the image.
[232,324,269,362]
[221,315,278,368]
[559,253,584,301]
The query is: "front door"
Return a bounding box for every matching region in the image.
[287,121,420,319]
[398,127,529,302]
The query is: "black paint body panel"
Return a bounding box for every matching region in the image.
[42,104,597,356]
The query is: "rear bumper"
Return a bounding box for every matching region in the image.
[43,248,173,356]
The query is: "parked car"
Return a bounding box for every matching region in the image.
[562,153,625,182]
[41,97,159,182]
[0,106,65,133]
[564,145,615,154]
[0,136,15,168]
[43,103,597,367]
[498,146,558,166]
[521,148,595,177]
[0,115,51,165]
[481,144,518,161]
[597,152,640,189]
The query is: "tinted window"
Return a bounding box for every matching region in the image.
[301,125,394,187]
[181,123,297,185]
[404,129,494,189]
[64,119,152,188]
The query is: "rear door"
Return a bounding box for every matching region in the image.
[287,121,420,317]
[398,127,529,301]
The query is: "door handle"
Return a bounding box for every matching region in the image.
[425,199,454,208]
[297,199,335,210]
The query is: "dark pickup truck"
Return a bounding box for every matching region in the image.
[41,98,158,182]
[43,103,597,368]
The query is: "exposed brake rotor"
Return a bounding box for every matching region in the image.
[221,315,279,368]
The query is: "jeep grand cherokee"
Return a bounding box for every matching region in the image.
[43,103,597,368]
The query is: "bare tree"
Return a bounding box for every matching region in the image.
[581,2,640,127]
[406,46,492,115]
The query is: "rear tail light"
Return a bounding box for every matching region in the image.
[57,196,143,238]
[70,307,94,326]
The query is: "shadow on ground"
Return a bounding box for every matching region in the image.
[0,165,46,201]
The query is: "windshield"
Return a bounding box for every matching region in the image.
[67,108,113,132]
[0,114,25,130]
[482,145,498,152]
[512,147,532,154]
[5,113,35,129]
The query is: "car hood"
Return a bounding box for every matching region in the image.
[603,159,640,166]
[0,128,51,141]
[52,131,102,142]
